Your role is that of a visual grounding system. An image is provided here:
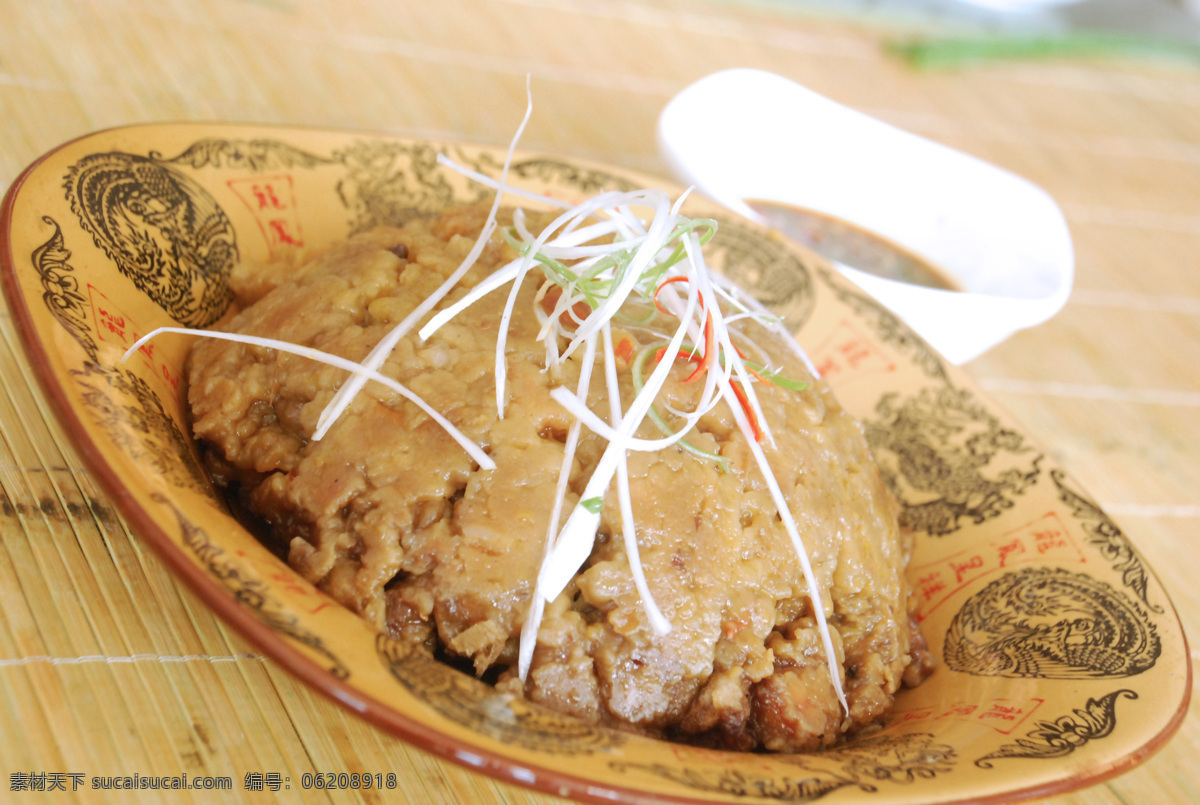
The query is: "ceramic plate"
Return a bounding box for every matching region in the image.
[0,124,1189,804]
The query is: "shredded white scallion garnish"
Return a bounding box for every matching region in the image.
[533,275,699,606]
[601,322,671,635]
[312,76,540,440]
[120,83,843,713]
[518,334,598,680]
[117,328,495,470]
[433,184,841,712]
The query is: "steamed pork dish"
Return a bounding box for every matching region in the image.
[187,200,933,752]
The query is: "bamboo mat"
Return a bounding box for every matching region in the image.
[0,0,1197,802]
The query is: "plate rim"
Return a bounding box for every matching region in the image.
[0,121,1191,805]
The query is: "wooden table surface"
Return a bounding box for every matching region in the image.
[0,1,1196,802]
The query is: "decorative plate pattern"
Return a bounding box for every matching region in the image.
[0,124,1189,805]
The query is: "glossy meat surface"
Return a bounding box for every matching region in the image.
[188,207,932,750]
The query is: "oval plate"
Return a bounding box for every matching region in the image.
[0,123,1189,805]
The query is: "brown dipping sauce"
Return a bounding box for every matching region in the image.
[747,200,962,292]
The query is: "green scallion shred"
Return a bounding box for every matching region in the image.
[580,496,604,514]
[631,343,731,474]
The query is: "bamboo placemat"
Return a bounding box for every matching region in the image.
[1,0,1197,802]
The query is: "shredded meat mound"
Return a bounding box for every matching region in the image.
[187,206,934,751]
